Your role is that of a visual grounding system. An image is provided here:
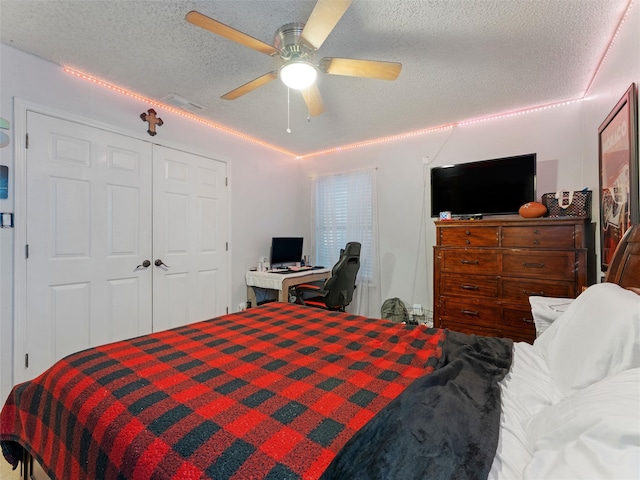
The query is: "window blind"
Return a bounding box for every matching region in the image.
[314,170,374,280]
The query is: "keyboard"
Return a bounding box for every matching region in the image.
[269,266,325,274]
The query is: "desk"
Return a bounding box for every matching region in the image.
[246,268,331,304]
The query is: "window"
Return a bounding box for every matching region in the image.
[314,170,374,280]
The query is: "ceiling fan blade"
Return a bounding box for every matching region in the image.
[301,0,352,50]
[320,57,402,80]
[221,71,278,100]
[186,11,278,56]
[301,83,325,117]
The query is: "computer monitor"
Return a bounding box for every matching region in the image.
[270,237,303,268]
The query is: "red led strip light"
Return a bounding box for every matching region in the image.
[64,0,634,161]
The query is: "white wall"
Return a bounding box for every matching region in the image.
[0,45,303,402]
[298,102,586,316]
[298,0,639,318]
[580,0,640,275]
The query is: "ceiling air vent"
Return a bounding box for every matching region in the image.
[161,94,206,113]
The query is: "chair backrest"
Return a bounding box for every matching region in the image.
[322,242,361,309]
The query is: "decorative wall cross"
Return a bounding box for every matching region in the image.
[140,108,163,136]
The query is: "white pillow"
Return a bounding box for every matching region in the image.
[533,283,640,396]
[524,368,640,479]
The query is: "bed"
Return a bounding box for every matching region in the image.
[2,225,639,480]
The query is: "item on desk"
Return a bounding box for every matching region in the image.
[257,262,263,272]
[303,255,310,266]
[288,265,307,272]
[439,211,452,221]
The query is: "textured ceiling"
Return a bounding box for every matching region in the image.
[0,0,630,156]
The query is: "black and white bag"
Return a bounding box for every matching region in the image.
[541,189,592,218]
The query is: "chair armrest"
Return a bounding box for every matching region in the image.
[294,283,322,291]
[294,285,328,297]
[293,284,328,305]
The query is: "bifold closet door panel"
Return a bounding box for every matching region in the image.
[24,111,153,380]
[151,145,228,333]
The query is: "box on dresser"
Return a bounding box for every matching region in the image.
[433,216,595,343]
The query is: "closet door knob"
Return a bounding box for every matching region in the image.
[135,260,151,269]
[155,259,170,268]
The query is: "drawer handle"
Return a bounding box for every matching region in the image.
[533,229,540,234]
[533,240,540,245]
[465,230,471,235]
[523,318,534,324]
[465,239,471,245]
[461,259,479,265]
[460,309,479,316]
[522,262,545,268]
[460,284,479,290]
[523,290,545,296]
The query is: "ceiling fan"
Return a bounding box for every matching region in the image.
[185,0,401,116]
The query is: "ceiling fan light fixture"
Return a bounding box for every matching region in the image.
[279,61,317,90]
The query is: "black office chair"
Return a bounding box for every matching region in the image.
[294,242,361,312]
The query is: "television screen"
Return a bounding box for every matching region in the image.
[430,154,536,217]
[270,237,303,267]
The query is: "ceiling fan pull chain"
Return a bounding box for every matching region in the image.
[286,87,292,133]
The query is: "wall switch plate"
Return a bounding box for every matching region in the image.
[0,212,13,228]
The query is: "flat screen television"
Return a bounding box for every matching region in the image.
[270,237,303,268]
[430,154,536,217]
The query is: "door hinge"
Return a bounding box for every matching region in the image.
[25,353,29,368]
[226,242,228,251]
[25,133,29,149]
[225,177,228,187]
[226,307,229,314]
[25,244,29,259]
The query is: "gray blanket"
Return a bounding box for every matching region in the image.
[320,330,513,480]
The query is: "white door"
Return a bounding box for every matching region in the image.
[21,114,229,381]
[24,112,153,379]
[152,145,228,331]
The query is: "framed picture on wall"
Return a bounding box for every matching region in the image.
[598,83,638,271]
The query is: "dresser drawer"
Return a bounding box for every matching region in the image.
[502,225,576,248]
[501,306,535,330]
[440,250,500,274]
[439,320,499,338]
[440,298,499,327]
[441,274,499,299]
[502,251,575,279]
[501,326,536,344]
[501,306,536,343]
[439,227,499,247]
[501,278,575,302]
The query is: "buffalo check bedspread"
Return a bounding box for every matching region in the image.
[1,302,446,479]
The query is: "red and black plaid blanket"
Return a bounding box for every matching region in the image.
[1,303,446,480]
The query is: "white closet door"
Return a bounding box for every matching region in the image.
[24,112,153,380]
[151,145,228,332]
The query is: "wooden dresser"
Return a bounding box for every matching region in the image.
[433,216,593,343]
